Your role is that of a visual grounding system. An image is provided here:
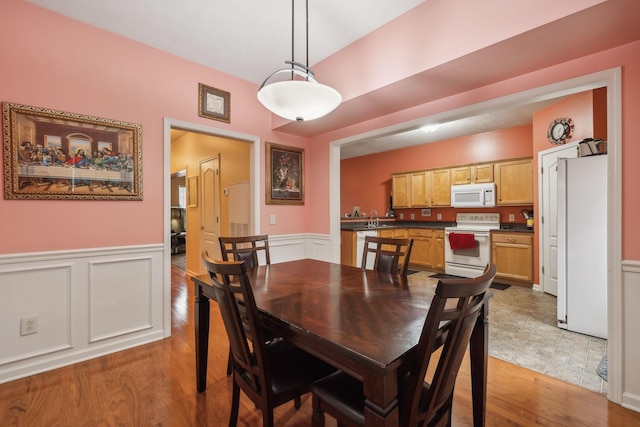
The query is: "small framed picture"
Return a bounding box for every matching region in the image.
[198,83,230,123]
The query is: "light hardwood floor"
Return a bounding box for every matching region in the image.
[1,265,639,426]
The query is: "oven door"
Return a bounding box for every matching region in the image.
[444,230,491,267]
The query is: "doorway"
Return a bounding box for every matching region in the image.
[164,118,260,278]
[329,68,622,400]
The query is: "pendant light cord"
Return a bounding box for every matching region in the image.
[289,0,310,82]
[306,0,309,74]
[292,0,295,73]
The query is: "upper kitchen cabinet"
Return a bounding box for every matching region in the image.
[391,173,411,208]
[405,169,450,207]
[410,171,431,207]
[430,169,451,206]
[495,158,533,205]
[451,163,494,185]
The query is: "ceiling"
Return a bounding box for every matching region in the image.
[26,0,640,158]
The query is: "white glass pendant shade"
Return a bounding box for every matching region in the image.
[257,0,342,122]
[258,79,342,122]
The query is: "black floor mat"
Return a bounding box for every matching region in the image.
[429,273,510,290]
[407,270,419,275]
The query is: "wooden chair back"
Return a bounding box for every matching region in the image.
[202,254,269,398]
[361,235,413,276]
[219,234,270,269]
[202,252,337,426]
[400,264,497,426]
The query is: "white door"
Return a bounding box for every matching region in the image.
[539,143,578,295]
[200,156,221,273]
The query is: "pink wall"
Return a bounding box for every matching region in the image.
[309,41,640,262]
[2,1,640,263]
[341,125,533,216]
[0,0,311,254]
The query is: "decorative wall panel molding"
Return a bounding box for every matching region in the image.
[0,245,164,384]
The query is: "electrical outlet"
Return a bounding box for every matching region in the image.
[508,214,515,222]
[399,213,404,219]
[437,213,442,220]
[410,213,415,220]
[270,214,276,225]
[20,316,38,336]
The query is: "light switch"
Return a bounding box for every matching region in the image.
[270,214,276,225]
[410,213,415,220]
[437,213,442,220]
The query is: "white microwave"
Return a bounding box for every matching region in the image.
[451,183,496,208]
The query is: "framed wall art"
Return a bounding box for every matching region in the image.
[198,83,230,123]
[265,142,304,205]
[2,102,143,200]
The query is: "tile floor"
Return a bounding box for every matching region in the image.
[170,256,608,395]
[409,270,608,395]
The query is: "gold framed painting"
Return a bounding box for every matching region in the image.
[198,83,230,123]
[2,102,143,200]
[265,142,304,205]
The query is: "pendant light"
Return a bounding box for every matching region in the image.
[257,0,342,122]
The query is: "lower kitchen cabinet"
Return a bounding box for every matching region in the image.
[341,230,357,266]
[407,228,445,272]
[433,230,445,271]
[378,228,408,239]
[408,229,433,268]
[379,228,410,269]
[491,232,533,283]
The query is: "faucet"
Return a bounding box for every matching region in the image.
[368,209,379,228]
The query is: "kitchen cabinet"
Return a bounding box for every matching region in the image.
[379,228,410,268]
[408,228,433,268]
[409,169,450,207]
[410,171,431,207]
[407,228,444,271]
[495,159,533,205]
[391,174,411,208]
[430,169,451,206]
[433,230,445,271]
[451,163,494,185]
[341,230,357,266]
[491,232,533,283]
[378,228,408,239]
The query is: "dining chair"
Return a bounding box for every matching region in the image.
[218,234,272,374]
[361,235,414,276]
[202,254,337,427]
[219,234,271,268]
[310,264,497,427]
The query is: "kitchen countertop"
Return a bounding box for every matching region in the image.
[341,219,533,233]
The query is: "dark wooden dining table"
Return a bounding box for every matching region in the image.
[191,259,490,427]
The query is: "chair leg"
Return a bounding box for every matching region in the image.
[226,350,233,376]
[311,396,325,427]
[263,408,274,427]
[229,380,240,427]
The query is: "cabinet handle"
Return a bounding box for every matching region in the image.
[506,237,516,242]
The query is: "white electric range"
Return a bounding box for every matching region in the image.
[444,213,500,278]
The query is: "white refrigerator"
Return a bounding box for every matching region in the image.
[557,155,607,339]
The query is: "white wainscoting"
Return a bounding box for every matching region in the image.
[268,233,334,264]
[621,260,640,412]
[0,244,165,384]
